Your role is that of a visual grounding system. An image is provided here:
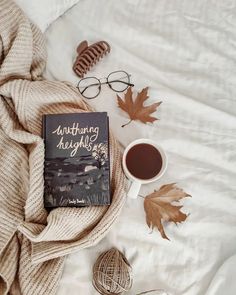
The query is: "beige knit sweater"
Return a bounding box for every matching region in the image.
[0,1,126,294]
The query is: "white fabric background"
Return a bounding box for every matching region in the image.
[15,0,80,32]
[41,0,236,294]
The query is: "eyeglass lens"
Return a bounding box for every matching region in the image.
[107,71,130,92]
[78,77,101,99]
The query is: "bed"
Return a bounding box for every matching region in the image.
[16,0,236,294]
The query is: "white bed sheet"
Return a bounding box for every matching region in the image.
[43,0,236,294]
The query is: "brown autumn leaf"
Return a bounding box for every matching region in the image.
[144,183,191,240]
[117,86,162,127]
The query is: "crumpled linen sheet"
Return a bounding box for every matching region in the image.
[42,0,236,294]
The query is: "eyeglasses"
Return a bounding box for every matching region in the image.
[77,70,134,99]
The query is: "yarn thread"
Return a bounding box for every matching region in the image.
[93,248,133,295]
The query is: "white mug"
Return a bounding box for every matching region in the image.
[122,138,168,199]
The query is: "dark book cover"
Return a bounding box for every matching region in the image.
[42,112,110,207]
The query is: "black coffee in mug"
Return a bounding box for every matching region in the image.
[125,143,163,180]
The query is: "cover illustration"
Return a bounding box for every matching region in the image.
[43,112,110,207]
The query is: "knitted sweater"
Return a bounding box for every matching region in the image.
[0,1,126,294]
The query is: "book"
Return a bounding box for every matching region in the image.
[42,112,110,207]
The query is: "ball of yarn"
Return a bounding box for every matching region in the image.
[93,247,133,295]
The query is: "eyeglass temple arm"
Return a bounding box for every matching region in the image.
[78,82,101,94]
[106,80,134,87]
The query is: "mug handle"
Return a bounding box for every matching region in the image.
[127,181,141,199]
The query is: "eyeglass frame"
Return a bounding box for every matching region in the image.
[77,70,134,99]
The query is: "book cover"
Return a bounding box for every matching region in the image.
[43,112,110,207]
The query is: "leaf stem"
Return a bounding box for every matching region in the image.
[121,119,132,128]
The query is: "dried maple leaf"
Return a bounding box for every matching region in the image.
[117,86,162,127]
[144,183,191,240]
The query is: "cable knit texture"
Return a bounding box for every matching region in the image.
[0,1,126,294]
